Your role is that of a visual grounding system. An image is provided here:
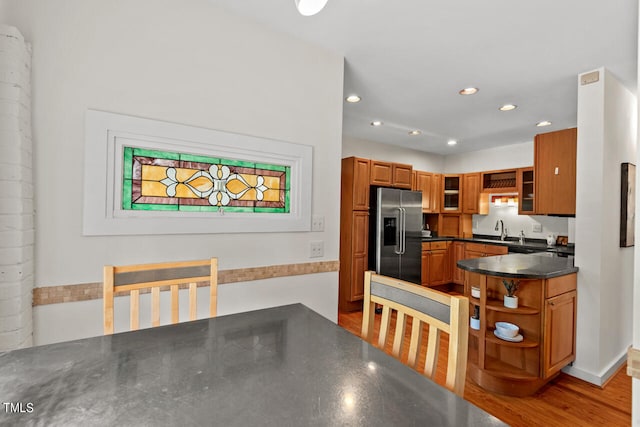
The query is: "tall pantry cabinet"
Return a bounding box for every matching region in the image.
[339,157,370,312]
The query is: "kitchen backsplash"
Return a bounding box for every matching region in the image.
[472,201,572,243]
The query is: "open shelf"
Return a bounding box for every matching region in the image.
[485,330,539,348]
[482,356,539,380]
[486,299,540,315]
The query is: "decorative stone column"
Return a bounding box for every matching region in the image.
[0,25,33,350]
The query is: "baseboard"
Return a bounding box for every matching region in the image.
[562,349,629,387]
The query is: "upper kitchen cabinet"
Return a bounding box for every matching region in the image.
[341,157,370,211]
[462,173,480,214]
[480,169,517,193]
[370,160,413,189]
[518,167,535,215]
[441,174,462,213]
[534,128,577,215]
[413,170,440,213]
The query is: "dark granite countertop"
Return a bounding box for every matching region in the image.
[0,304,504,426]
[457,252,578,279]
[422,235,575,255]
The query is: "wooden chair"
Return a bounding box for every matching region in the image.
[361,270,469,396]
[103,258,218,335]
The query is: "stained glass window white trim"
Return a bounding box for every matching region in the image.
[83,110,312,235]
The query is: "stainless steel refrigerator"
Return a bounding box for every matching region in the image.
[370,187,422,284]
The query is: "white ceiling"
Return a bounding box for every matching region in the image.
[213,0,638,155]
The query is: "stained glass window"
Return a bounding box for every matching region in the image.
[121,147,290,213]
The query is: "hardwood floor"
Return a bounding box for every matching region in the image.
[338,309,631,427]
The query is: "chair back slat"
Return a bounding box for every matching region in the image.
[392,311,406,359]
[103,258,218,334]
[130,289,140,330]
[189,283,197,320]
[171,285,179,323]
[361,270,469,396]
[151,287,161,327]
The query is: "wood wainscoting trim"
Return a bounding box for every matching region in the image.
[628,347,640,380]
[33,260,339,306]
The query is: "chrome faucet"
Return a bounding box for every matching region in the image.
[495,220,507,241]
[519,230,525,245]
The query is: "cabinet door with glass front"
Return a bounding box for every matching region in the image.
[518,167,535,215]
[441,174,461,213]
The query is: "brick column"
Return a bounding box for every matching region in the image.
[0,25,33,350]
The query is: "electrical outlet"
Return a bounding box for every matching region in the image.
[310,241,324,258]
[532,223,542,233]
[312,215,325,232]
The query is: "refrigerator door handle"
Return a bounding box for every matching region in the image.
[400,207,407,254]
[394,207,402,255]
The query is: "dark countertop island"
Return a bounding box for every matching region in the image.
[457,252,578,279]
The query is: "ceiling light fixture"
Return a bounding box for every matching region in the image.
[499,104,517,111]
[447,139,457,146]
[345,94,361,103]
[371,120,383,127]
[408,130,421,136]
[459,87,478,95]
[536,120,552,127]
[295,0,329,16]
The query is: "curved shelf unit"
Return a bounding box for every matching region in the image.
[482,356,539,380]
[485,330,539,348]
[485,299,540,315]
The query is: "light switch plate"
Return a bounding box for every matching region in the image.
[311,215,325,232]
[310,241,324,258]
[532,223,542,233]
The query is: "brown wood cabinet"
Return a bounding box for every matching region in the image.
[441,174,462,213]
[543,290,577,378]
[342,157,370,211]
[481,169,517,193]
[465,271,577,396]
[370,160,412,189]
[517,167,535,215]
[413,171,440,213]
[534,128,577,215]
[462,173,480,214]
[451,241,465,285]
[421,241,449,286]
[339,158,371,312]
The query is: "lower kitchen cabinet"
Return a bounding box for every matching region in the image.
[543,289,577,378]
[339,210,369,311]
[451,241,465,284]
[422,241,450,287]
[464,271,577,396]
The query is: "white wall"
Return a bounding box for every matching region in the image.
[634,10,640,422]
[568,68,636,386]
[4,0,344,344]
[342,135,445,172]
[443,141,533,173]
[473,205,569,242]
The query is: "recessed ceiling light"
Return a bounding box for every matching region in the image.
[345,94,361,103]
[408,130,421,136]
[295,0,329,16]
[536,120,552,127]
[447,139,457,146]
[371,120,383,127]
[499,104,517,111]
[459,87,478,95]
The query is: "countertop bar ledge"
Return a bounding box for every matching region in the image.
[457,253,578,279]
